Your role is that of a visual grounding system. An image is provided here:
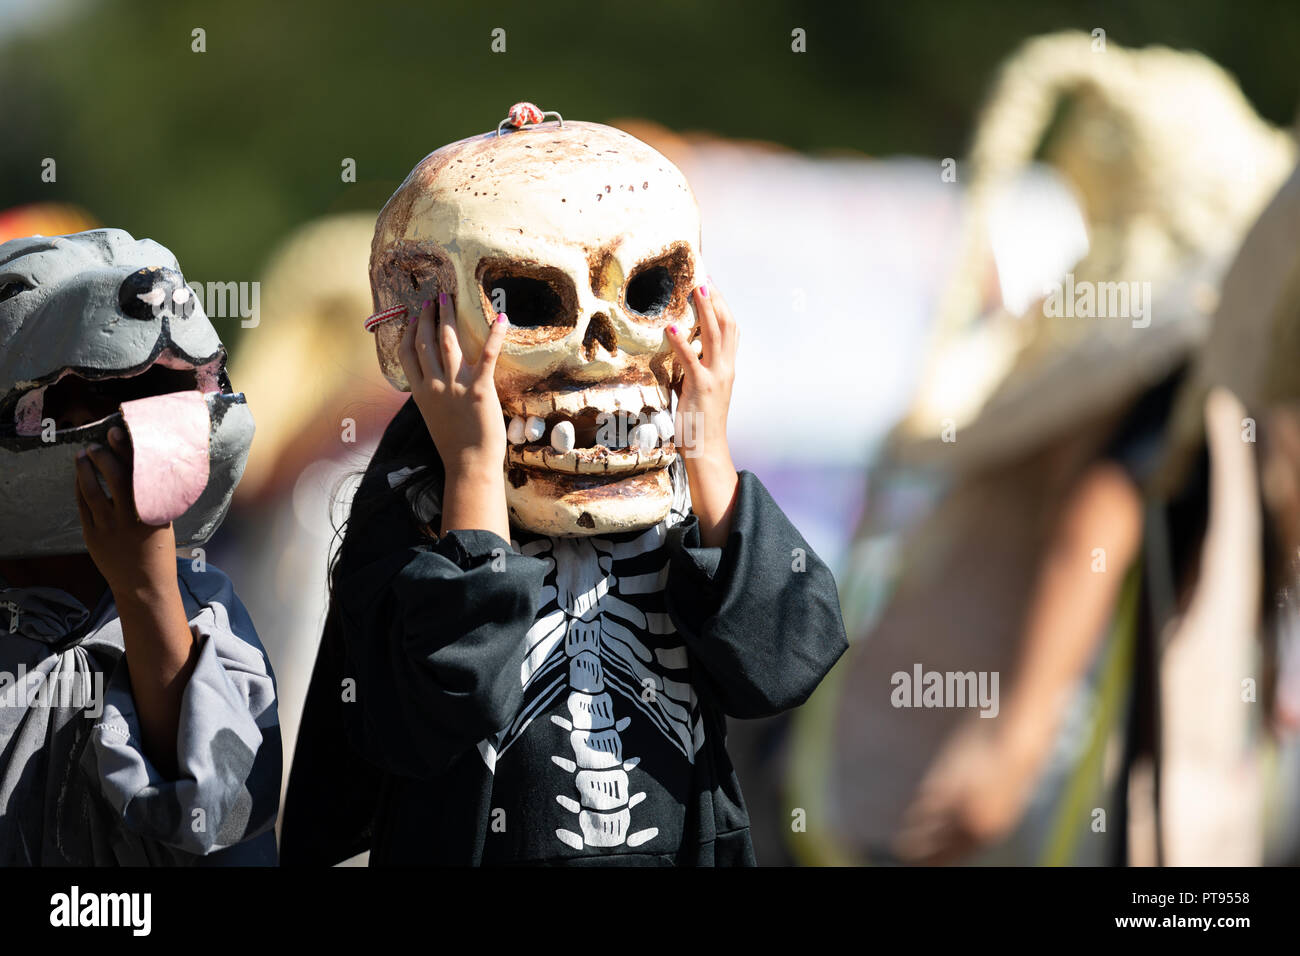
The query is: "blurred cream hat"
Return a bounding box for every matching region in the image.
[893,31,1296,475]
[232,212,401,501]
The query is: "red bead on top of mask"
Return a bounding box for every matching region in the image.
[496,103,565,137]
[508,102,544,128]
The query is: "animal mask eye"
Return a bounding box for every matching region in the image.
[0,279,32,303]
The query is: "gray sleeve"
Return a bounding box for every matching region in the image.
[82,565,281,857]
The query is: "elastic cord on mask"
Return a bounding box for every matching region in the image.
[363,305,408,332]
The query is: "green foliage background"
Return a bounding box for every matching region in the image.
[1,0,1296,351]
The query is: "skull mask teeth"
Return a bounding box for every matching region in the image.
[369,119,705,536]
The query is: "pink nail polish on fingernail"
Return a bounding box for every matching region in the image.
[668,324,678,335]
[422,299,431,310]
[698,284,709,298]
[439,292,449,306]
[497,313,507,324]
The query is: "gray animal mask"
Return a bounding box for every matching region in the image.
[0,229,253,558]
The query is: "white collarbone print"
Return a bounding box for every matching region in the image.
[477,474,705,854]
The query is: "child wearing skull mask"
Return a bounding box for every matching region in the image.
[284,113,847,865]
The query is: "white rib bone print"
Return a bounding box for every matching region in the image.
[476,493,705,852]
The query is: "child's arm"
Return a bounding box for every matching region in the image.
[76,427,199,779]
[77,428,279,858]
[894,460,1142,863]
[82,562,280,859]
[663,280,847,716]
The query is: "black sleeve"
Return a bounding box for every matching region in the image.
[663,470,848,719]
[281,599,377,866]
[334,526,549,779]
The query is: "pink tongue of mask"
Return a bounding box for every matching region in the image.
[119,391,211,525]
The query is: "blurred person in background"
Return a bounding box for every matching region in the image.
[1151,157,1300,865]
[786,32,1295,866]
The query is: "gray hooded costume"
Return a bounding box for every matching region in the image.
[0,561,280,864]
[0,229,278,864]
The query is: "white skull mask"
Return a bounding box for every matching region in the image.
[369,119,705,536]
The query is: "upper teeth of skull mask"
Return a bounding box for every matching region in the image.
[369,118,705,536]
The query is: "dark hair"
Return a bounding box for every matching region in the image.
[326,398,446,607]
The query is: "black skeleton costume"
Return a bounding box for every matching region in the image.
[284,399,847,865]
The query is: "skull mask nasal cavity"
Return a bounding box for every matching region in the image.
[582,313,617,358]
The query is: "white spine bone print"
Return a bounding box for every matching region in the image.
[550,613,658,849]
[477,468,703,852]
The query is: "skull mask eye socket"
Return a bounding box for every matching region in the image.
[625,266,673,317]
[484,275,564,328]
[622,242,693,321]
[477,260,577,337]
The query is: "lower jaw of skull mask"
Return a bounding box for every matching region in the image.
[501,381,679,536]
